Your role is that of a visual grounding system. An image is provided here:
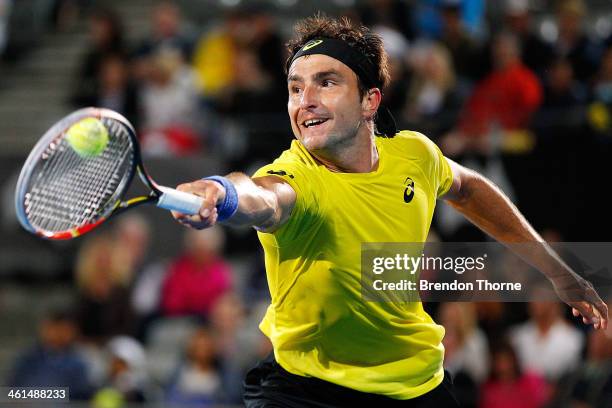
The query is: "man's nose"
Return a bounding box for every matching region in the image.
[300,85,319,109]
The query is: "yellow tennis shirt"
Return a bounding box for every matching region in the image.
[252,130,454,399]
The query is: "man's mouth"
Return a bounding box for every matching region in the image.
[302,118,329,128]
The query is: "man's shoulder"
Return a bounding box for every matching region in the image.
[381,130,441,160]
[252,140,317,180]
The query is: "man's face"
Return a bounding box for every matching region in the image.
[287,54,367,153]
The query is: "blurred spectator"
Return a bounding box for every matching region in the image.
[569,46,612,240]
[474,302,528,340]
[139,47,202,156]
[551,326,612,407]
[209,292,271,403]
[91,336,149,406]
[438,0,482,82]
[216,47,283,116]
[541,57,588,111]
[51,0,92,31]
[196,8,284,162]
[209,292,246,363]
[0,0,10,56]
[593,46,612,102]
[549,0,603,82]
[245,5,285,90]
[374,28,410,120]
[402,42,462,138]
[165,325,224,406]
[446,32,542,155]
[358,0,415,42]
[114,214,151,275]
[524,58,586,232]
[75,233,135,344]
[192,10,246,99]
[479,340,551,408]
[131,261,169,342]
[588,46,612,135]
[439,302,489,383]
[502,0,554,77]
[112,214,156,341]
[7,309,93,400]
[509,299,584,381]
[439,302,487,408]
[78,53,141,127]
[71,7,126,108]
[415,0,486,40]
[133,1,195,66]
[213,5,286,115]
[161,227,232,319]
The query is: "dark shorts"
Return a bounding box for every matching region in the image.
[243,353,460,408]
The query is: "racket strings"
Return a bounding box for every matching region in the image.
[31,144,126,230]
[25,118,134,233]
[29,135,131,231]
[28,139,102,230]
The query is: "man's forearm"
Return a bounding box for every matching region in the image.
[445,170,573,281]
[446,170,539,242]
[222,172,279,229]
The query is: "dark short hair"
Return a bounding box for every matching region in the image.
[286,14,390,98]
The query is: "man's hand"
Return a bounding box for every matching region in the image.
[171,180,226,229]
[170,173,296,231]
[551,273,609,330]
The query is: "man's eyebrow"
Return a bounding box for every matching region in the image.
[287,74,302,83]
[287,70,343,83]
[313,70,343,81]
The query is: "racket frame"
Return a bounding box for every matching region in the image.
[15,107,160,239]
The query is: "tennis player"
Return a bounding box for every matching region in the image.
[172,16,608,407]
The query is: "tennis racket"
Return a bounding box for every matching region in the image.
[15,107,204,240]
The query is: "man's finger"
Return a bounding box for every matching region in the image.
[594,300,609,329]
[200,188,218,219]
[573,301,597,324]
[176,182,195,193]
[585,289,609,329]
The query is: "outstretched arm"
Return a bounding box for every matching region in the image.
[443,158,608,330]
[171,173,296,232]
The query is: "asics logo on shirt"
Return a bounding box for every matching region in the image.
[403,177,415,203]
[267,170,295,179]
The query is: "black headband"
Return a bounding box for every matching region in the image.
[287,38,397,138]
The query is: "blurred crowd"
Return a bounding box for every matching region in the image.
[7,214,272,407]
[67,0,288,162]
[2,0,612,407]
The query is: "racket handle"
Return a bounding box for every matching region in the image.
[156,186,204,215]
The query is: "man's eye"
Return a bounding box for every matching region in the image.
[291,87,302,94]
[322,80,333,87]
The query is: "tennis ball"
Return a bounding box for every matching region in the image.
[65,117,109,158]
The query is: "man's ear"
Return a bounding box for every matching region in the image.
[362,88,382,121]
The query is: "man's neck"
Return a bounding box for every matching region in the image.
[310,130,379,173]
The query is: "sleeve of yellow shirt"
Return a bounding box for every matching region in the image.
[431,141,453,198]
[405,131,454,198]
[252,158,323,246]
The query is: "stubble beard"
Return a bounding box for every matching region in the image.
[308,117,365,158]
